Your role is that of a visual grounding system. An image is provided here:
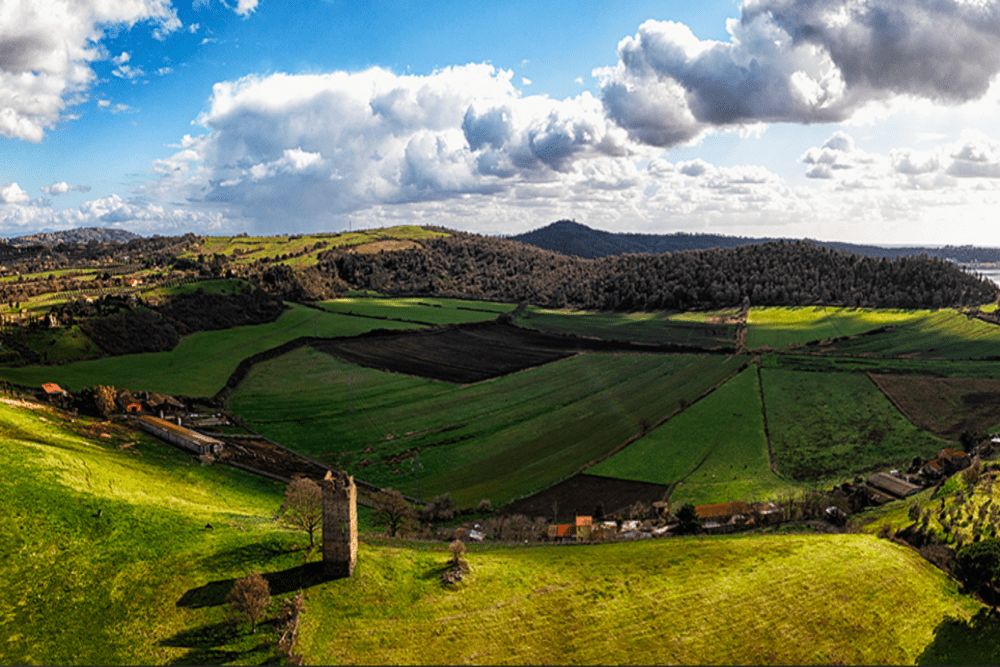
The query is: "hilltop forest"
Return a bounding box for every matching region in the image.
[327,230,997,311]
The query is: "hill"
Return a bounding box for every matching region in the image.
[511,220,1000,264]
[4,226,141,247]
[2,393,994,665]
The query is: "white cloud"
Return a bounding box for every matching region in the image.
[40,182,91,196]
[0,1,181,142]
[0,182,30,204]
[157,67,173,76]
[522,77,532,86]
[597,0,1000,148]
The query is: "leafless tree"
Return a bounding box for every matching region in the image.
[227,572,271,634]
[372,488,416,537]
[278,477,323,549]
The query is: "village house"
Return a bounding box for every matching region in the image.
[695,501,751,531]
[921,448,972,481]
[867,472,923,499]
[115,390,142,413]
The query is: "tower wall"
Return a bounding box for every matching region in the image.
[322,470,358,578]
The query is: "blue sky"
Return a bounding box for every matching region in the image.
[2,0,1000,245]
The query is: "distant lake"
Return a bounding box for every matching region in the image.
[974,268,1000,286]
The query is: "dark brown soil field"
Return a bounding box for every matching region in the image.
[502,473,672,520]
[869,374,1000,440]
[311,321,726,384]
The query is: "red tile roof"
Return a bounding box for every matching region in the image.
[695,501,750,520]
[41,383,65,395]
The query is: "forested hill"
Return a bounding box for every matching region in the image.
[510,220,1000,264]
[324,230,998,311]
[4,227,141,248]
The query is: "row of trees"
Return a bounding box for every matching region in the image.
[322,232,998,311]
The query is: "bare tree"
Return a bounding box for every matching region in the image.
[372,488,416,537]
[93,385,116,418]
[227,572,271,634]
[278,477,323,549]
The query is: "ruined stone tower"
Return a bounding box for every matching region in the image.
[321,470,358,578]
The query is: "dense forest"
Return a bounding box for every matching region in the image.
[512,220,1000,264]
[323,231,998,311]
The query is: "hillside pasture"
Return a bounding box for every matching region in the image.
[0,397,302,666]
[746,306,930,350]
[0,303,422,396]
[230,348,749,506]
[298,533,983,666]
[516,305,737,347]
[815,309,1000,359]
[315,296,515,326]
[588,365,799,506]
[761,369,951,481]
[867,375,1000,441]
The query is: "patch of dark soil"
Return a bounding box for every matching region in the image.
[312,321,728,384]
[215,435,329,482]
[502,473,672,520]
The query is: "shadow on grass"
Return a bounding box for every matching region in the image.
[200,540,293,573]
[177,561,330,609]
[158,620,273,666]
[916,607,1000,665]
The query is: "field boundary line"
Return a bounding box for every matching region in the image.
[757,359,777,475]
[578,359,752,474]
[865,372,925,432]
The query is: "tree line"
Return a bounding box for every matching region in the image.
[320,231,998,311]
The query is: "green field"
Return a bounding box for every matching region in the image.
[230,348,749,506]
[0,303,423,396]
[6,395,994,666]
[761,353,1000,377]
[185,226,448,268]
[516,305,737,346]
[299,532,985,666]
[746,306,931,350]
[316,296,515,325]
[761,369,951,481]
[813,309,1000,359]
[588,366,799,506]
[0,397,302,665]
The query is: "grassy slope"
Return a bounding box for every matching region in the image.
[316,296,515,325]
[0,397,303,665]
[747,306,931,350]
[588,365,799,506]
[814,309,1000,359]
[762,369,951,481]
[0,303,423,396]
[231,348,748,506]
[516,305,737,346]
[298,533,981,666]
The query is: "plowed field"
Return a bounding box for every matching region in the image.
[502,473,672,518]
[868,374,1000,440]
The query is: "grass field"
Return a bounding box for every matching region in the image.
[761,369,951,481]
[0,397,304,665]
[0,303,423,396]
[588,366,800,506]
[746,306,931,350]
[516,305,737,347]
[761,353,1000,377]
[316,296,515,325]
[813,309,1000,359]
[297,532,984,666]
[185,226,448,268]
[230,348,749,507]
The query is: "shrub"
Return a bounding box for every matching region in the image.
[477,499,492,514]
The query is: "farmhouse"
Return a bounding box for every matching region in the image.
[41,382,67,399]
[695,501,750,523]
[867,472,923,499]
[116,390,142,413]
[921,448,972,480]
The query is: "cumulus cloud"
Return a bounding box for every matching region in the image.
[137,64,642,229]
[0,0,180,142]
[0,182,30,204]
[40,182,91,196]
[598,0,1000,147]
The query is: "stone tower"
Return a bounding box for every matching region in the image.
[321,470,358,578]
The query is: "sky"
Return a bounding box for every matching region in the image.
[2,0,1000,245]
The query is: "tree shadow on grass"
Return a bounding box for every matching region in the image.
[916,607,1000,665]
[199,540,293,573]
[158,620,273,666]
[177,561,330,609]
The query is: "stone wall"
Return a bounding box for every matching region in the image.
[322,470,358,578]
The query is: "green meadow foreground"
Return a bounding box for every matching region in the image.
[1,397,994,666]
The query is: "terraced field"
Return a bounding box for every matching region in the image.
[230,347,749,506]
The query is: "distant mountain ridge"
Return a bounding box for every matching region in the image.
[3,227,141,248]
[510,220,1000,264]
